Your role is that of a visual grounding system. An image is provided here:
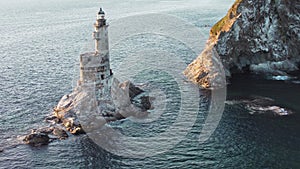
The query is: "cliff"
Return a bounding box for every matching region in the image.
[185,0,300,88]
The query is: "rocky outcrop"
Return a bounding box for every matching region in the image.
[185,0,300,87]
[24,78,152,146]
[184,44,227,89]
[52,79,152,128]
[50,90,86,135]
[23,127,69,146]
[23,133,50,146]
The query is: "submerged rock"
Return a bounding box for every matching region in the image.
[226,96,294,116]
[246,105,293,116]
[185,0,300,87]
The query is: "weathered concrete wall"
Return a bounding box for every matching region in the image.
[79,52,112,100]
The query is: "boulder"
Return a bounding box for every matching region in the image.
[52,128,68,140]
[23,133,50,146]
[128,82,144,98]
[69,127,86,135]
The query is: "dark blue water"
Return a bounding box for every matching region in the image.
[1,0,299,168]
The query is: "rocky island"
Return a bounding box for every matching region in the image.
[23,8,152,146]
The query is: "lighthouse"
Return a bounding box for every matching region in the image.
[94,8,108,53]
[79,8,113,102]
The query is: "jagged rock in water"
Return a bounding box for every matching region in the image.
[111,78,151,119]
[45,115,60,124]
[31,127,54,135]
[140,96,152,110]
[23,126,71,145]
[128,82,144,98]
[52,128,68,139]
[185,0,300,87]
[23,133,50,146]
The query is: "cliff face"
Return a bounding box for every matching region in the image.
[185,0,300,88]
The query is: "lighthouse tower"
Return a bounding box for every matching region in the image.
[79,8,113,102]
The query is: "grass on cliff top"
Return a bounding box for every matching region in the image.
[210,0,242,43]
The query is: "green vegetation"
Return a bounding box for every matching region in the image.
[210,0,242,42]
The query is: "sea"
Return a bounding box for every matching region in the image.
[0,0,299,168]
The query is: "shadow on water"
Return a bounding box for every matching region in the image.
[227,72,300,112]
[219,72,300,168]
